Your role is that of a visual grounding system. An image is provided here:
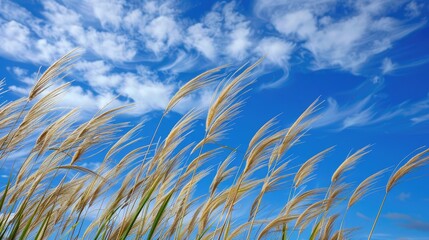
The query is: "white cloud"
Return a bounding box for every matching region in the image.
[254,0,336,20]
[85,0,124,28]
[187,23,217,60]
[0,0,427,112]
[7,67,27,78]
[272,10,317,39]
[186,1,255,62]
[0,0,137,63]
[0,19,72,64]
[258,68,290,90]
[222,2,253,60]
[73,61,181,115]
[7,67,37,85]
[227,26,252,60]
[381,58,396,74]
[144,16,182,55]
[75,61,123,89]
[405,1,423,18]
[255,0,426,73]
[255,37,294,89]
[0,0,36,25]
[305,15,372,71]
[256,37,294,65]
[7,59,180,116]
[7,74,121,115]
[42,0,81,27]
[58,85,119,112]
[71,59,216,115]
[8,85,29,95]
[82,29,136,61]
[0,21,31,58]
[118,77,174,114]
[123,9,145,29]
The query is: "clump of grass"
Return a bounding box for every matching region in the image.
[0,50,428,240]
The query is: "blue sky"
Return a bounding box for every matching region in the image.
[0,0,429,239]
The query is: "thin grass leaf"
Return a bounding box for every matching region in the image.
[147,190,174,240]
[310,220,322,240]
[119,177,161,240]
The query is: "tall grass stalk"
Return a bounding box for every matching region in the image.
[0,51,427,240]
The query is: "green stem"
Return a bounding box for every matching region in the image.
[118,115,164,237]
[281,224,287,240]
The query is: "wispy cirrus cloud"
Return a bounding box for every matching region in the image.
[385,212,429,232]
[314,88,429,130]
[397,192,411,201]
[357,211,372,222]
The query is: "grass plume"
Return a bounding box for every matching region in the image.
[0,51,426,240]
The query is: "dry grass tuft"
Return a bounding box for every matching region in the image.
[0,51,426,240]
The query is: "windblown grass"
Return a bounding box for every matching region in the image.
[0,50,428,240]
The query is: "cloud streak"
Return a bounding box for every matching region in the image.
[0,0,427,116]
[385,212,429,232]
[313,86,429,130]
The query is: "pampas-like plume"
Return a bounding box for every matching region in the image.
[294,147,334,188]
[257,215,298,240]
[205,59,262,144]
[164,65,227,115]
[348,169,387,208]
[28,49,81,101]
[245,160,291,240]
[210,153,236,197]
[386,148,429,192]
[2,50,429,240]
[332,227,357,240]
[331,146,370,183]
[215,128,285,239]
[282,189,325,216]
[228,220,268,240]
[369,148,429,240]
[34,108,79,156]
[295,199,326,234]
[335,169,386,240]
[247,115,279,152]
[243,129,285,177]
[274,98,321,161]
[326,183,348,211]
[321,214,339,240]
[0,98,26,131]
[256,189,324,239]
[8,83,71,153]
[250,161,291,220]
[149,109,201,172]
[166,170,210,238]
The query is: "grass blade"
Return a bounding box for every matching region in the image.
[147,190,174,240]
